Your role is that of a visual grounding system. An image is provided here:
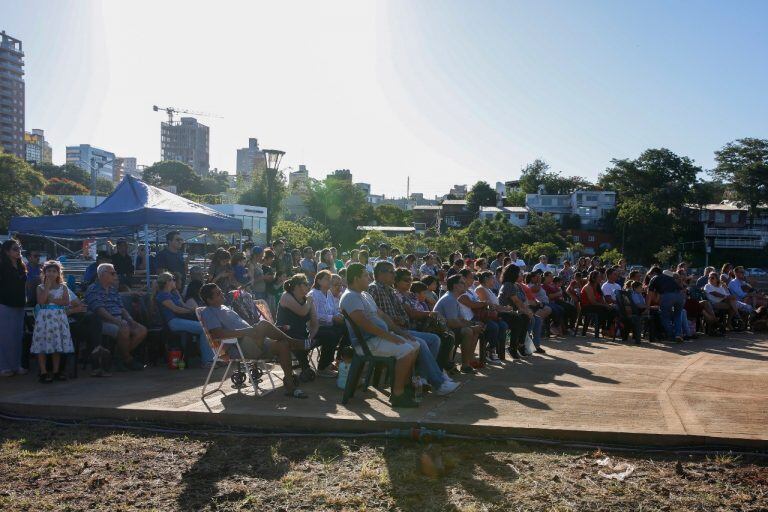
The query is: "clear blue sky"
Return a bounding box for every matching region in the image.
[3,0,767,197]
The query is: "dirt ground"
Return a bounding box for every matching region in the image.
[0,418,765,512]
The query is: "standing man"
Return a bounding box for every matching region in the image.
[299,246,317,281]
[647,268,684,343]
[156,231,187,288]
[111,239,135,289]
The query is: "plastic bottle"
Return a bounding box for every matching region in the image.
[177,359,186,370]
[412,376,423,403]
[336,360,350,390]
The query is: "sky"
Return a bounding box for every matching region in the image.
[3,0,767,197]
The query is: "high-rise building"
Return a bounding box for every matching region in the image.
[236,138,266,180]
[0,31,25,158]
[289,164,310,189]
[160,117,209,175]
[66,144,115,182]
[24,129,52,165]
[113,156,139,182]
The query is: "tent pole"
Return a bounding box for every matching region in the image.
[144,224,150,294]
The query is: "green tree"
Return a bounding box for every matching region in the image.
[374,204,411,226]
[525,213,567,249]
[466,217,527,253]
[142,161,202,194]
[37,163,91,187]
[0,154,46,230]
[653,245,677,266]
[466,181,498,214]
[95,178,115,196]
[238,169,288,220]
[599,248,624,266]
[615,197,673,263]
[598,148,701,211]
[307,177,373,247]
[504,190,526,207]
[273,220,330,249]
[43,177,89,195]
[520,241,561,262]
[38,196,83,216]
[712,138,768,223]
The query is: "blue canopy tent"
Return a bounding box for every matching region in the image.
[10,175,243,290]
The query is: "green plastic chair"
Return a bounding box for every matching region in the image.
[340,309,397,404]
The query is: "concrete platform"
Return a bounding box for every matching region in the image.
[1,332,767,449]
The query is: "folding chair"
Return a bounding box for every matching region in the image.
[340,309,396,404]
[196,307,276,399]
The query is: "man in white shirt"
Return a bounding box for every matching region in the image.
[728,266,763,309]
[531,255,548,273]
[601,268,622,305]
[509,250,526,271]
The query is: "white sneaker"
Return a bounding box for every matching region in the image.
[486,350,499,363]
[436,379,460,396]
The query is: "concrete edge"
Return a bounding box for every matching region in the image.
[2,402,766,452]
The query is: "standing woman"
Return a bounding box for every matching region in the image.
[276,274,318,382]
[0,239,29,377]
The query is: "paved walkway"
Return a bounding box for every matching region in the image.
[1,332,766,448]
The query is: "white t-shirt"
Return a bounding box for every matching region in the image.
[704,283,729,303]
[532,262,548,273]
[601,282,622,302]
[513,259,527,270]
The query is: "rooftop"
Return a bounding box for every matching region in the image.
[442,199,468,205]
[480,206,528,213]
[356,225,416,232]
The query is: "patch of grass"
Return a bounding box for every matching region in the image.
[0,419,766,511]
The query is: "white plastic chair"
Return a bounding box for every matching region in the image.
[196,307,276,399]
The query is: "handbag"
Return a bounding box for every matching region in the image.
[473,306,498,322]
[523,332,535,355]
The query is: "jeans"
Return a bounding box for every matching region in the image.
[499,312,529,357]
[407,330,445,387]
[659,292,684,339]
[482,319,508,357]
[168,317,215,364]
[529,315,543,348]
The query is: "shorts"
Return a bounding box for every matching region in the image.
[102,322,120,338]
[239,335,276,360]
[355,336,418,360]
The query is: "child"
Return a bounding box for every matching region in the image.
[31,261,74,383]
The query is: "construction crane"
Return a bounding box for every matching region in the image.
[152,105,222,125]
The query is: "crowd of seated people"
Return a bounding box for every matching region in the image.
[6,233,767,408]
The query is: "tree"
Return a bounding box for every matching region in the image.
[37,163,90,187]
[273,220,330,250]
[615,197,673,263]
[466,218,527,253]
[519,159,556,194]
[238,169,288,220]
[43,177,89,195]
[466,181,498,214]
[306,177,373,247]
[525,213,567,249]
[598,148,701,211]
[0,154,46,230]
[712,138,768,223]
[504,190,526,207]
[38,196,83,216]
[599,248,624,266]
[374,204,411,226]
[653,245,677,266]
[142,161,202,194]
[95,178,114,196]
[520,242,561,263]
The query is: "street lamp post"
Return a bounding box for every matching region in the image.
[262,149,285,244]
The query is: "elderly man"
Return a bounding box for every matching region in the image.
[85,263,147,371]
[532,255,548,273]
[368,261,458,396]
[199,282,311,399]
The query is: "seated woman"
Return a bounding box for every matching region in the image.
[183,266,206,309]
[276,274,332,382]
[704,272,741,323]
[580,270,617,331]
[231,252,250,288]
[419,275,440,309]
[456,268,507,363]
[475,270,527,361]
[307,270,346,378]
[329,273,345,309]
[155,272,215,368]
[208,248,235,293]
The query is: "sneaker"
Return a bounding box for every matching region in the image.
[486,350,499,363]
[435,379,460,396]
[0,370,13,378]
[534,347,547,354]
[15,368,29,375]
[508,347,522,359]
[460,365,476,374]
[446,367,461,379]
[90,368,104,378]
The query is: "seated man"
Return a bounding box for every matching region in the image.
[704,272,742,322]
[340,263,421,408]
[85,263,147,371]
[434,274,483,373]
[728,266,764,310]
[199,282,311,399]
